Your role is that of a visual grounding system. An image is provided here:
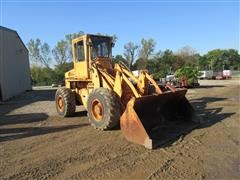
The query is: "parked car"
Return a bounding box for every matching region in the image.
[216,74,224,80]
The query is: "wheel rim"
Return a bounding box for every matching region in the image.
[57,96,64,112]
[91,99,103,121]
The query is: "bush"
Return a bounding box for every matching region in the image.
[30,62,73,86]
[54,62,73,82]
[174,66,202,86]
[30,66,56,86]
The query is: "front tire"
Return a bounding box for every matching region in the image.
[55,88,76,117]
[87,88,121,130]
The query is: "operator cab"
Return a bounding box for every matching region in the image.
[72,34,114,79]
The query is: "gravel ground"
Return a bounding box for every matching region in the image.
[0,79,239,179]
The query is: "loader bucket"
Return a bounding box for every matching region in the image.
[120,89,194,149]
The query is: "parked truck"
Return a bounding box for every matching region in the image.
[199,70,213,79]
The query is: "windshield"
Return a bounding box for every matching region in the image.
[90,36,112,59]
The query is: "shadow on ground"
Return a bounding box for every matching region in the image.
[0,112,88,142]
[0,113,49,126]
[0,124,88,143]
[0,89,56,116]
[0,89,89,143]
[149,97,235,149]
[74,111,87,117]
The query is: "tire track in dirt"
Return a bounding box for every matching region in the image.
[147,158,174,180]
[3,159,64,180]
[146,129,207,179]
[69,144,146,179]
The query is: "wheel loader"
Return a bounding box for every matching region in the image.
[55,34,195,149]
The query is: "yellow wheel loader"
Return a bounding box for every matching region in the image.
[55,34,195,149]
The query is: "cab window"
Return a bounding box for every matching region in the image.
[90,36,111,60]
[75,41,85,61]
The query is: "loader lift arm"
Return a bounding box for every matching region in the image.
[92,61,164,99]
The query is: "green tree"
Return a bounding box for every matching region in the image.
[146,49,177,79]
[202,49,240,71]
[112,54,129,66]
[161,49,176,73]
[134,58,146,70]
[30,66,56,86]
[222,49,240,70]
[204,49,223,71]
[147,58,167,78]
[198,55,209,70]
[54,62,73,82]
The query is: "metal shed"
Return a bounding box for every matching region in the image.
[0,26,31,101]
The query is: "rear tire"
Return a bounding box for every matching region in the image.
[87,88,121,130]
[55,88,76,117]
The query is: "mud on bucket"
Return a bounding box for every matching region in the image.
[120,89,194,149]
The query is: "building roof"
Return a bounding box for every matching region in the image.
[0,26,28,52]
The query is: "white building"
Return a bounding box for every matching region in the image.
[0,26,31,101]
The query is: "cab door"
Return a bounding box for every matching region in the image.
[73,39,89,79]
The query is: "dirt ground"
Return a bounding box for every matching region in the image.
[0,79,239,180]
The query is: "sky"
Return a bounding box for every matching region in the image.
[0,0,239,57]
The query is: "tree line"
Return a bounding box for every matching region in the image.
[27,32,240,85]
